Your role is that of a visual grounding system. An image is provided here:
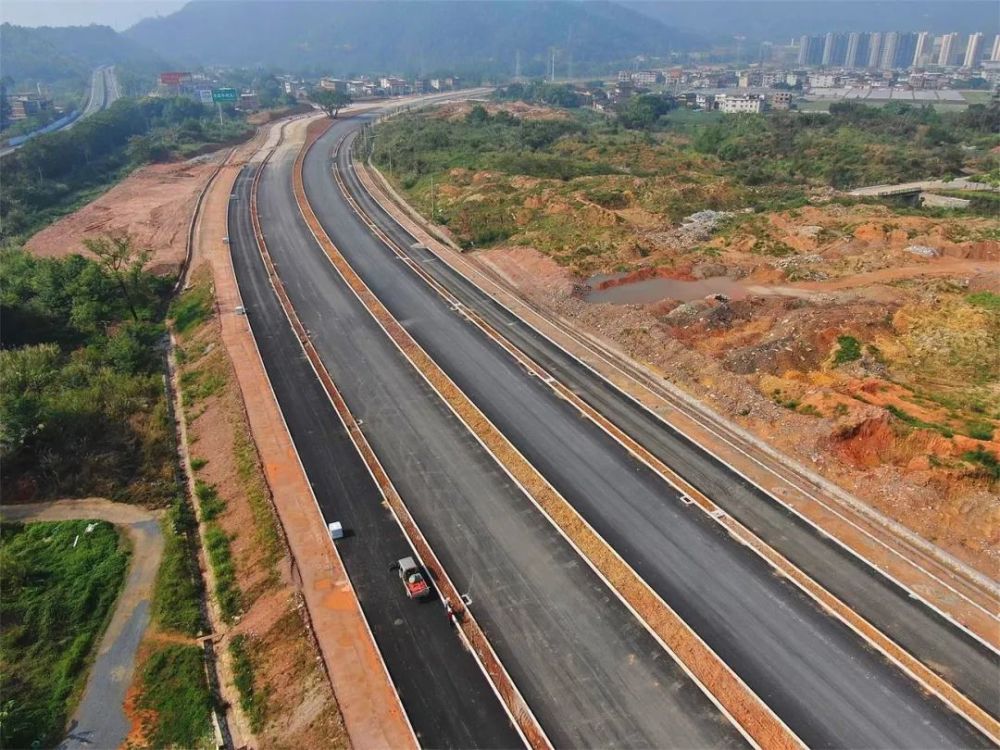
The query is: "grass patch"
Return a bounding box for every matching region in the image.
[190,456,208,471]
[204,524,241,623]
[233,428,282,582]
[962,447,1000,481]
[833,335,863,365]
[966,291,1000,311]
[180,366,227,403]
[195,480,225,522]
[170,280,214,337]
[965,421,995,441]
[138,644,213,748]
[0,520,129,748]
[153,500,204,636]
[886,404,954,437]
[229,634,268,732]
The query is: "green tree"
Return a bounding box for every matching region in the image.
[82,232,152,322]
[310,89,352,118]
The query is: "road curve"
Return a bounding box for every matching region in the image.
[299,113,995,749]
[1,499,163,750]
[249,128,748,747]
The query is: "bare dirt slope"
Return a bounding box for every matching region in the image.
[26,154,226,276]
[480,232,999,575]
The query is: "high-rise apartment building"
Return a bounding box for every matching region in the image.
[938,32,959,66]
[894,32,919,68]
[879,31,898,69]
[992,33,1000,62]
[912,31,932,66]
[798,35,825,66]
[964,32,984,67]
[868,32,884,68]
[845,32,862,68]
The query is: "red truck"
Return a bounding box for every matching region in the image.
[391,556,432,599]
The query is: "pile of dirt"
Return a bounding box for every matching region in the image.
[27,154,226,276]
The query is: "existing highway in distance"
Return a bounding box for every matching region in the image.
[289,110,995,749]
[1,65,119,157]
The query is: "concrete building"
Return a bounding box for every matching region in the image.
[895,32,919,69]
[237,91,260,111]
[879,31,899,70]
[992,34,1000,62]
[964,32,984,67]
[938,32,959,66]
[769,91,793,110]
[808,73,841,88]
[913,32,932,67]
[868,32,884,68]
[798,35,824,66]
[716,93,765,113]
[320,77,349,92]
[822,32,847,66]
[845,32,868,69]
[8,94,52,120]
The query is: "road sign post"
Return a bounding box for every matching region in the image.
[211,87,238,125]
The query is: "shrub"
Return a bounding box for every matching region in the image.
[962,447,1000,481]
[833,335,862,365]
[966,422,995,441]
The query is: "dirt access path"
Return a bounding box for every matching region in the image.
[0,499,163,750]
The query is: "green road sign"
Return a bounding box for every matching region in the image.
[212,87,238,103]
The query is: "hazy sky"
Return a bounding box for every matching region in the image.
[1,0,991,33]
[1,1,187,30]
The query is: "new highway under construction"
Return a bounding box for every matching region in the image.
[228,103,998,749]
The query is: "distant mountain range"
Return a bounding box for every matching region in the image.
[0,23,167,85]
[3,0,998,87]
[123,0,699,76]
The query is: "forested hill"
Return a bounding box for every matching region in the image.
[125,0,699,75]
[0,23,168,85]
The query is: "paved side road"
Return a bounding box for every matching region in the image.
[1,499,163,750]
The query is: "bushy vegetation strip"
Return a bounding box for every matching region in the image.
[0,243,176,504]
[0,520,130,748]
[369,99,999,256]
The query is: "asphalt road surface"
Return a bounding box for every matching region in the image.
[229,165,520,749]
[337,123,1000,719]
[293,113,994,749]
[251,137,747,748]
